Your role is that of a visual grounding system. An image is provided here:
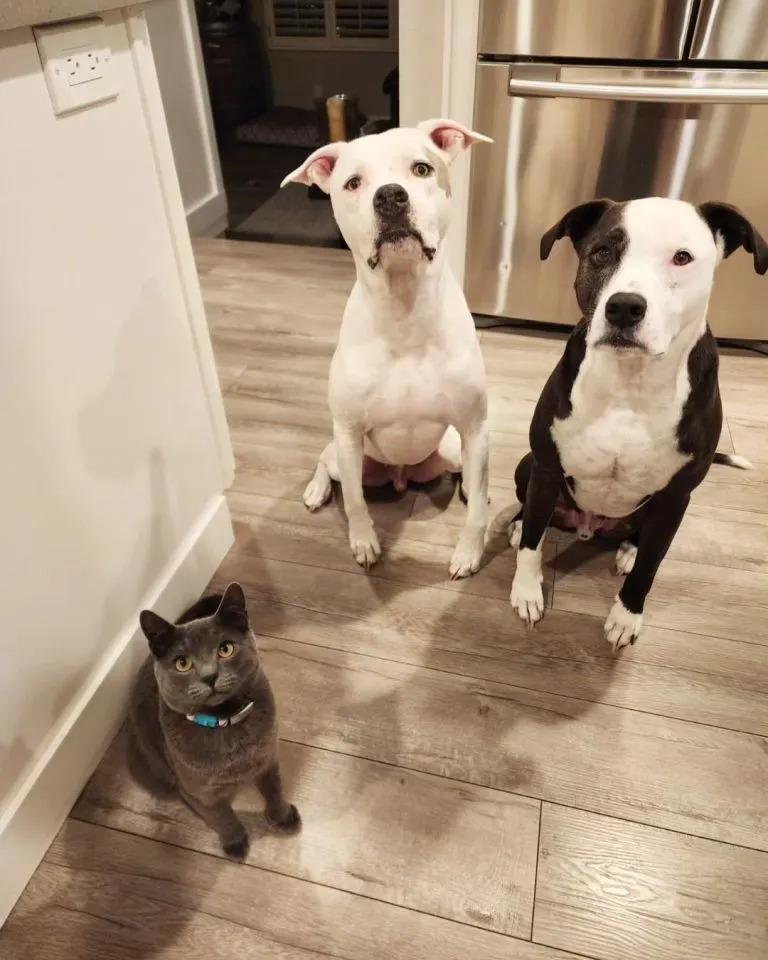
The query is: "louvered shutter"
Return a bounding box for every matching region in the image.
[334,0,390,40]
[271,0,326,38]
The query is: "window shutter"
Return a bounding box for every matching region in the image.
[271,0,327,38]
[334,0,390,40]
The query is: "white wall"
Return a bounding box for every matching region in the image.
[145,0,226,234]
[0,8,234,922]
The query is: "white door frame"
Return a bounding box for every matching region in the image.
[399,0,480,284]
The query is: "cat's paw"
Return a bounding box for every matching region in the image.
[222,833,250,861]
[267,803,302,834]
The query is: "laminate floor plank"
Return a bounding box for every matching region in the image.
[196,632,768,849]
[226,491,557,605]
[74,737,539,937]
[3,819,580,960]
[534,803,768,960]
[216,542,768,735]
[553,538,768,644]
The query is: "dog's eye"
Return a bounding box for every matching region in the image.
[673,249,693,266]
[412,161,434,178]
[174,656,192,673]
[218,641,235,660]
[344,175,361,191]
[590,246,612,266]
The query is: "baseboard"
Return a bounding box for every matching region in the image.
[186,190,228,237]
[0,494,234,926]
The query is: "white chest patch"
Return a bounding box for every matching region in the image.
[550,351,693,518]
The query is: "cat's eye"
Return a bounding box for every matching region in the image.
[174,656,192,673]
[344,175,361,192]
[673,249,693,266]
[412,161,434,178]
[218,641,235,660]
[590,246,612,266]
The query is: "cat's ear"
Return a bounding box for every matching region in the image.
[215,582,249,632]
[139,610,177,658]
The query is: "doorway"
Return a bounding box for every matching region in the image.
[195,0,399,245]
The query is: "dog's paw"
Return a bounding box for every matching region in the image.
[604,598,643,651]
[449,527,485,579]
[508,520,522,548]
[303,475,332,512]
[348,516,381,569]
[222,833,250,861]
[510,569,544,626]
[614,540,637,576]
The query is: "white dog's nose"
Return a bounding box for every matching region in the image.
[373,183,409,217]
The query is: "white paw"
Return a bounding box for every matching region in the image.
[604,598,643,651]
[614,541,637,576]
[510,569,544,626]
[449,527,485,580]
[303,476,331,512]
[508,520,522,549]
[348,516,381,570]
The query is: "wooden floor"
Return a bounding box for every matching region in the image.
[4,240,768,959]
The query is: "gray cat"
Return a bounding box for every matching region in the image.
[128,581,300,860]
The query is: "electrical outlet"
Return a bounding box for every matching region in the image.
[34,17,117,115]
[65,50,103,86]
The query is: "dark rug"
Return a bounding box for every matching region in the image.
[226,183,345,248]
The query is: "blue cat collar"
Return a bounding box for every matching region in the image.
[186,700,254,728]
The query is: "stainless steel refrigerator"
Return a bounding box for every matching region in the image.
[467,0,768,339]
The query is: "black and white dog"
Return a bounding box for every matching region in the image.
[509,197,767,650]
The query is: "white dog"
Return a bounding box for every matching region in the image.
[281,119,492,577]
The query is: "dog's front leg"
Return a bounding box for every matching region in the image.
[334,421,381,569]
[605,490,690,651]
[510,461,560,625]
[449,419,489,579]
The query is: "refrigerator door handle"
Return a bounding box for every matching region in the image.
[508,66,768,104]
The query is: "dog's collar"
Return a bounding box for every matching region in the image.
[185,700,254,729]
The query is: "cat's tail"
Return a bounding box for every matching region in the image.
[712,452,753,470]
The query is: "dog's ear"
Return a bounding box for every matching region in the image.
[418,118,493,162]
[280,142,346,194]
[540,199,614,261]
[698,202,768,275]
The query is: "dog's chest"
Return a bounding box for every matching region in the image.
[373,351,459,419]
[551,381,691,518]
[346,344,473,458]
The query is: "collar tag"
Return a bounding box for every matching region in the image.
[185,700,254,729]
[187,713,220,728]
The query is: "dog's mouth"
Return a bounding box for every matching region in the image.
[595,331,647,353]
[367,226,436,270]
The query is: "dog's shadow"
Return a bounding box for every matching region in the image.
[318,472,623,804]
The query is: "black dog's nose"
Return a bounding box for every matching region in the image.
[605,292,647,329]
[373,183,408,217]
